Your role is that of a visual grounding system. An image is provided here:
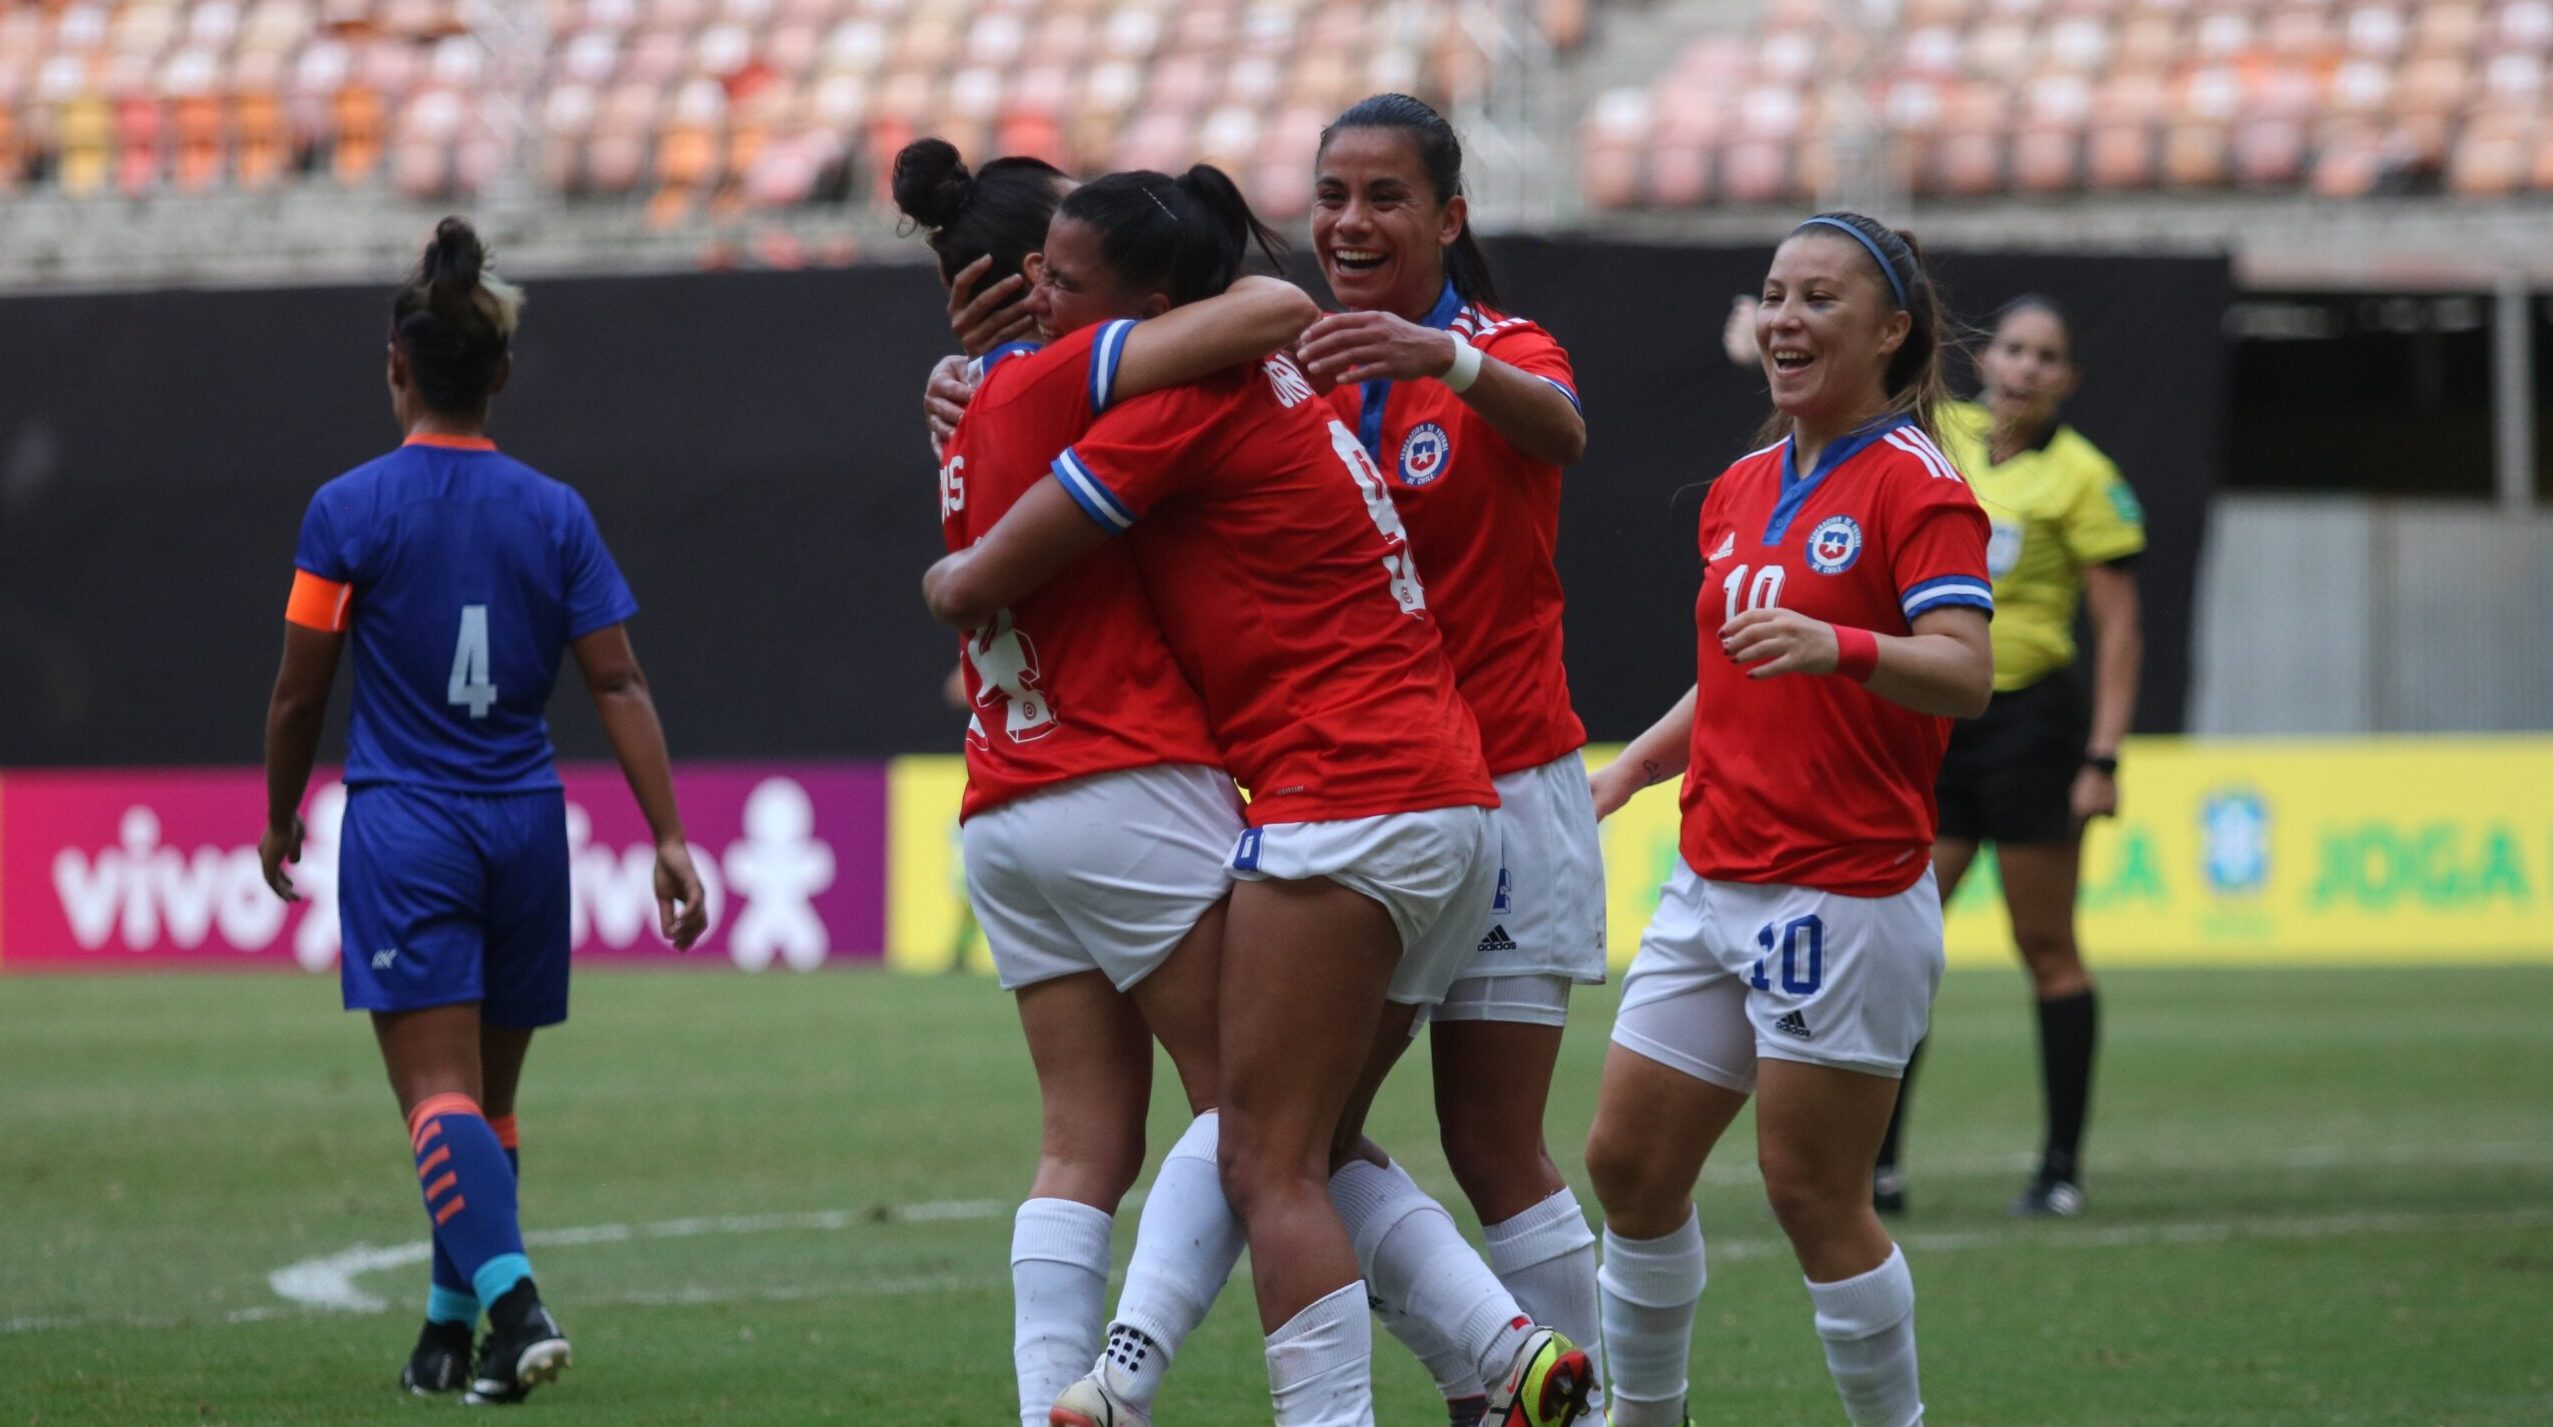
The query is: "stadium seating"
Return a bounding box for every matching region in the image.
[1581,0,2553,209]
[0,0,1584,219]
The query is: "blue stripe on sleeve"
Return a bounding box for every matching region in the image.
[1090,319,1137,415]
[980,341,1041,376]
[1051,450,1136,532]
[1901,574,1996,620]
[1538,376,1583,414]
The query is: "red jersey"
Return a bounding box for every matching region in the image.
[1681,417,1994,895]
[939,321,1221,819]
[1051,352,1496,828]
[1326,285,1587,775]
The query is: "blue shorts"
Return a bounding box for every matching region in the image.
[338,784,572,1028]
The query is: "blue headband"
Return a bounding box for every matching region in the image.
[1799,216,1907,309]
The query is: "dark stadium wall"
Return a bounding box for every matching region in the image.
[0,242,2227,767]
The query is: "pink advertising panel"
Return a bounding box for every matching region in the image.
[0,764,887,972]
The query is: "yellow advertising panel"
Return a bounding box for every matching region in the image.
[896,739,2553,973]
[883,755,993,975]
[1599,736,2553,967]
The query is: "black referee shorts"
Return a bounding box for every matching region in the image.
[1934,671,2090,846]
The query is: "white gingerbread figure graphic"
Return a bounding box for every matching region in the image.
[722,778,836,972]
[968,610,1059,742]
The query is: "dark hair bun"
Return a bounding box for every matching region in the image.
[426,217,484,280]
[892,138,976,230]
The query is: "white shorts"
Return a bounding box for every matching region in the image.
[1427,972,1573,1028]
[1229,803,1499,1007]
[963,764,1245,992]
[1612,862,1944,1089]
[1453,750,1609,988]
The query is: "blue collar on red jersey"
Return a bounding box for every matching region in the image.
[1356,280,1467,462]
[1764,413,1914,545]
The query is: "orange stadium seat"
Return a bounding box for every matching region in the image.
[1645,141,1710,208]
[114,93,164,193]
[2446,111,2533,196]
[173,91,226,191]
[329,82,384,183]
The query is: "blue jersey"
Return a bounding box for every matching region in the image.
[291,434,638,792]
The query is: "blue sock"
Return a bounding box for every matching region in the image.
[428,1240,477,1325]
[427,1113,519,1324]
[408,1094,532,1308]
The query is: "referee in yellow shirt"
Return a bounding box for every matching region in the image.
[1880,296,2146,1218]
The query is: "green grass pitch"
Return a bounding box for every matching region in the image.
[3,965,2548,1425]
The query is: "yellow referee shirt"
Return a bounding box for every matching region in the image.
[1935,400,2146,692]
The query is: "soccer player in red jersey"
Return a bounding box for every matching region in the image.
[891,139,1327,1427]
[1579,214,1995,1427]
[1292,94,1606,1422]
[257,220,707,1404]
[923,168,1595,1427]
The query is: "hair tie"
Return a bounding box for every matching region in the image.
[1144,187,1179,222]
[1799,216,1908,309]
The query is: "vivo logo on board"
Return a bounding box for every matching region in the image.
[2,766,889,972]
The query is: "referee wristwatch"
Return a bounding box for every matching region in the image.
[2083,753,2120,777]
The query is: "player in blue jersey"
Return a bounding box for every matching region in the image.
[257,218,707,1405]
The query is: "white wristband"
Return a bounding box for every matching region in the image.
[1442,337,1484,393]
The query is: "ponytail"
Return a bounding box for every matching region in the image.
[1318,93,1499,309]
[1056,163,1289,307]
[390,217,523,415]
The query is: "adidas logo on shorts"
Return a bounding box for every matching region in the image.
[1476,924,1518,954]
[1774,1010,1813,1040]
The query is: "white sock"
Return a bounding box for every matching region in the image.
[1597,1212,1705,1427]
[1330,1158,1532,1388]
[1101,1112,1244,1411]
[1485,1187,1604,1409]
[1377,1291,1484,1403]
[1011,1197,1113,1427]
[1266,1280,1377,1427]
[1806,1246,1923,1427]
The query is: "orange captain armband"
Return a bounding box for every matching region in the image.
[285,568,353,632]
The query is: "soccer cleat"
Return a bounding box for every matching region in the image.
[1872,1165,1908,1217]
[2011,1174,2086,1218]
[462,1281,571,1405]
[1446,1393,1490,1427]
[400,1318,473,1395]
[1485,1327,1595,1427]
[1049,1372,1147,1427]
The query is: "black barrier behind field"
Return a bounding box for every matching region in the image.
[0,240,2227,766]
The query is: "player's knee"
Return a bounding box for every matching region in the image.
[1440,1106,1551,1213]
[2016,933,2089,995]
[1042,1120,1145,1204]
[1585,1115,1668,1219]
[1756,1147,1859,1241]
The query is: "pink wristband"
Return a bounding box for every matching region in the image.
[1831,624,1879,683]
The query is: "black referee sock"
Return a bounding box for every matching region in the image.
[1875,1038,1925,1171]
[2035,989,2099,1183]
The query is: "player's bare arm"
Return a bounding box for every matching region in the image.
[1590,684,1697,819]
[572,623,708,949]
[259,620,345,901]
[1297,310,1586,466]
[1112,275,1319,398]
[923,476,1111,629]
[1722,605,1991,717]
[2074,561,2142,824]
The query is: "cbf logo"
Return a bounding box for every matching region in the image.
[1806,514,1863,574]
[2202,787,2270,895]
[1398,422,1452,487]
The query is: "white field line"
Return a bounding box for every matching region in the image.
[2,1141,2545,1337]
